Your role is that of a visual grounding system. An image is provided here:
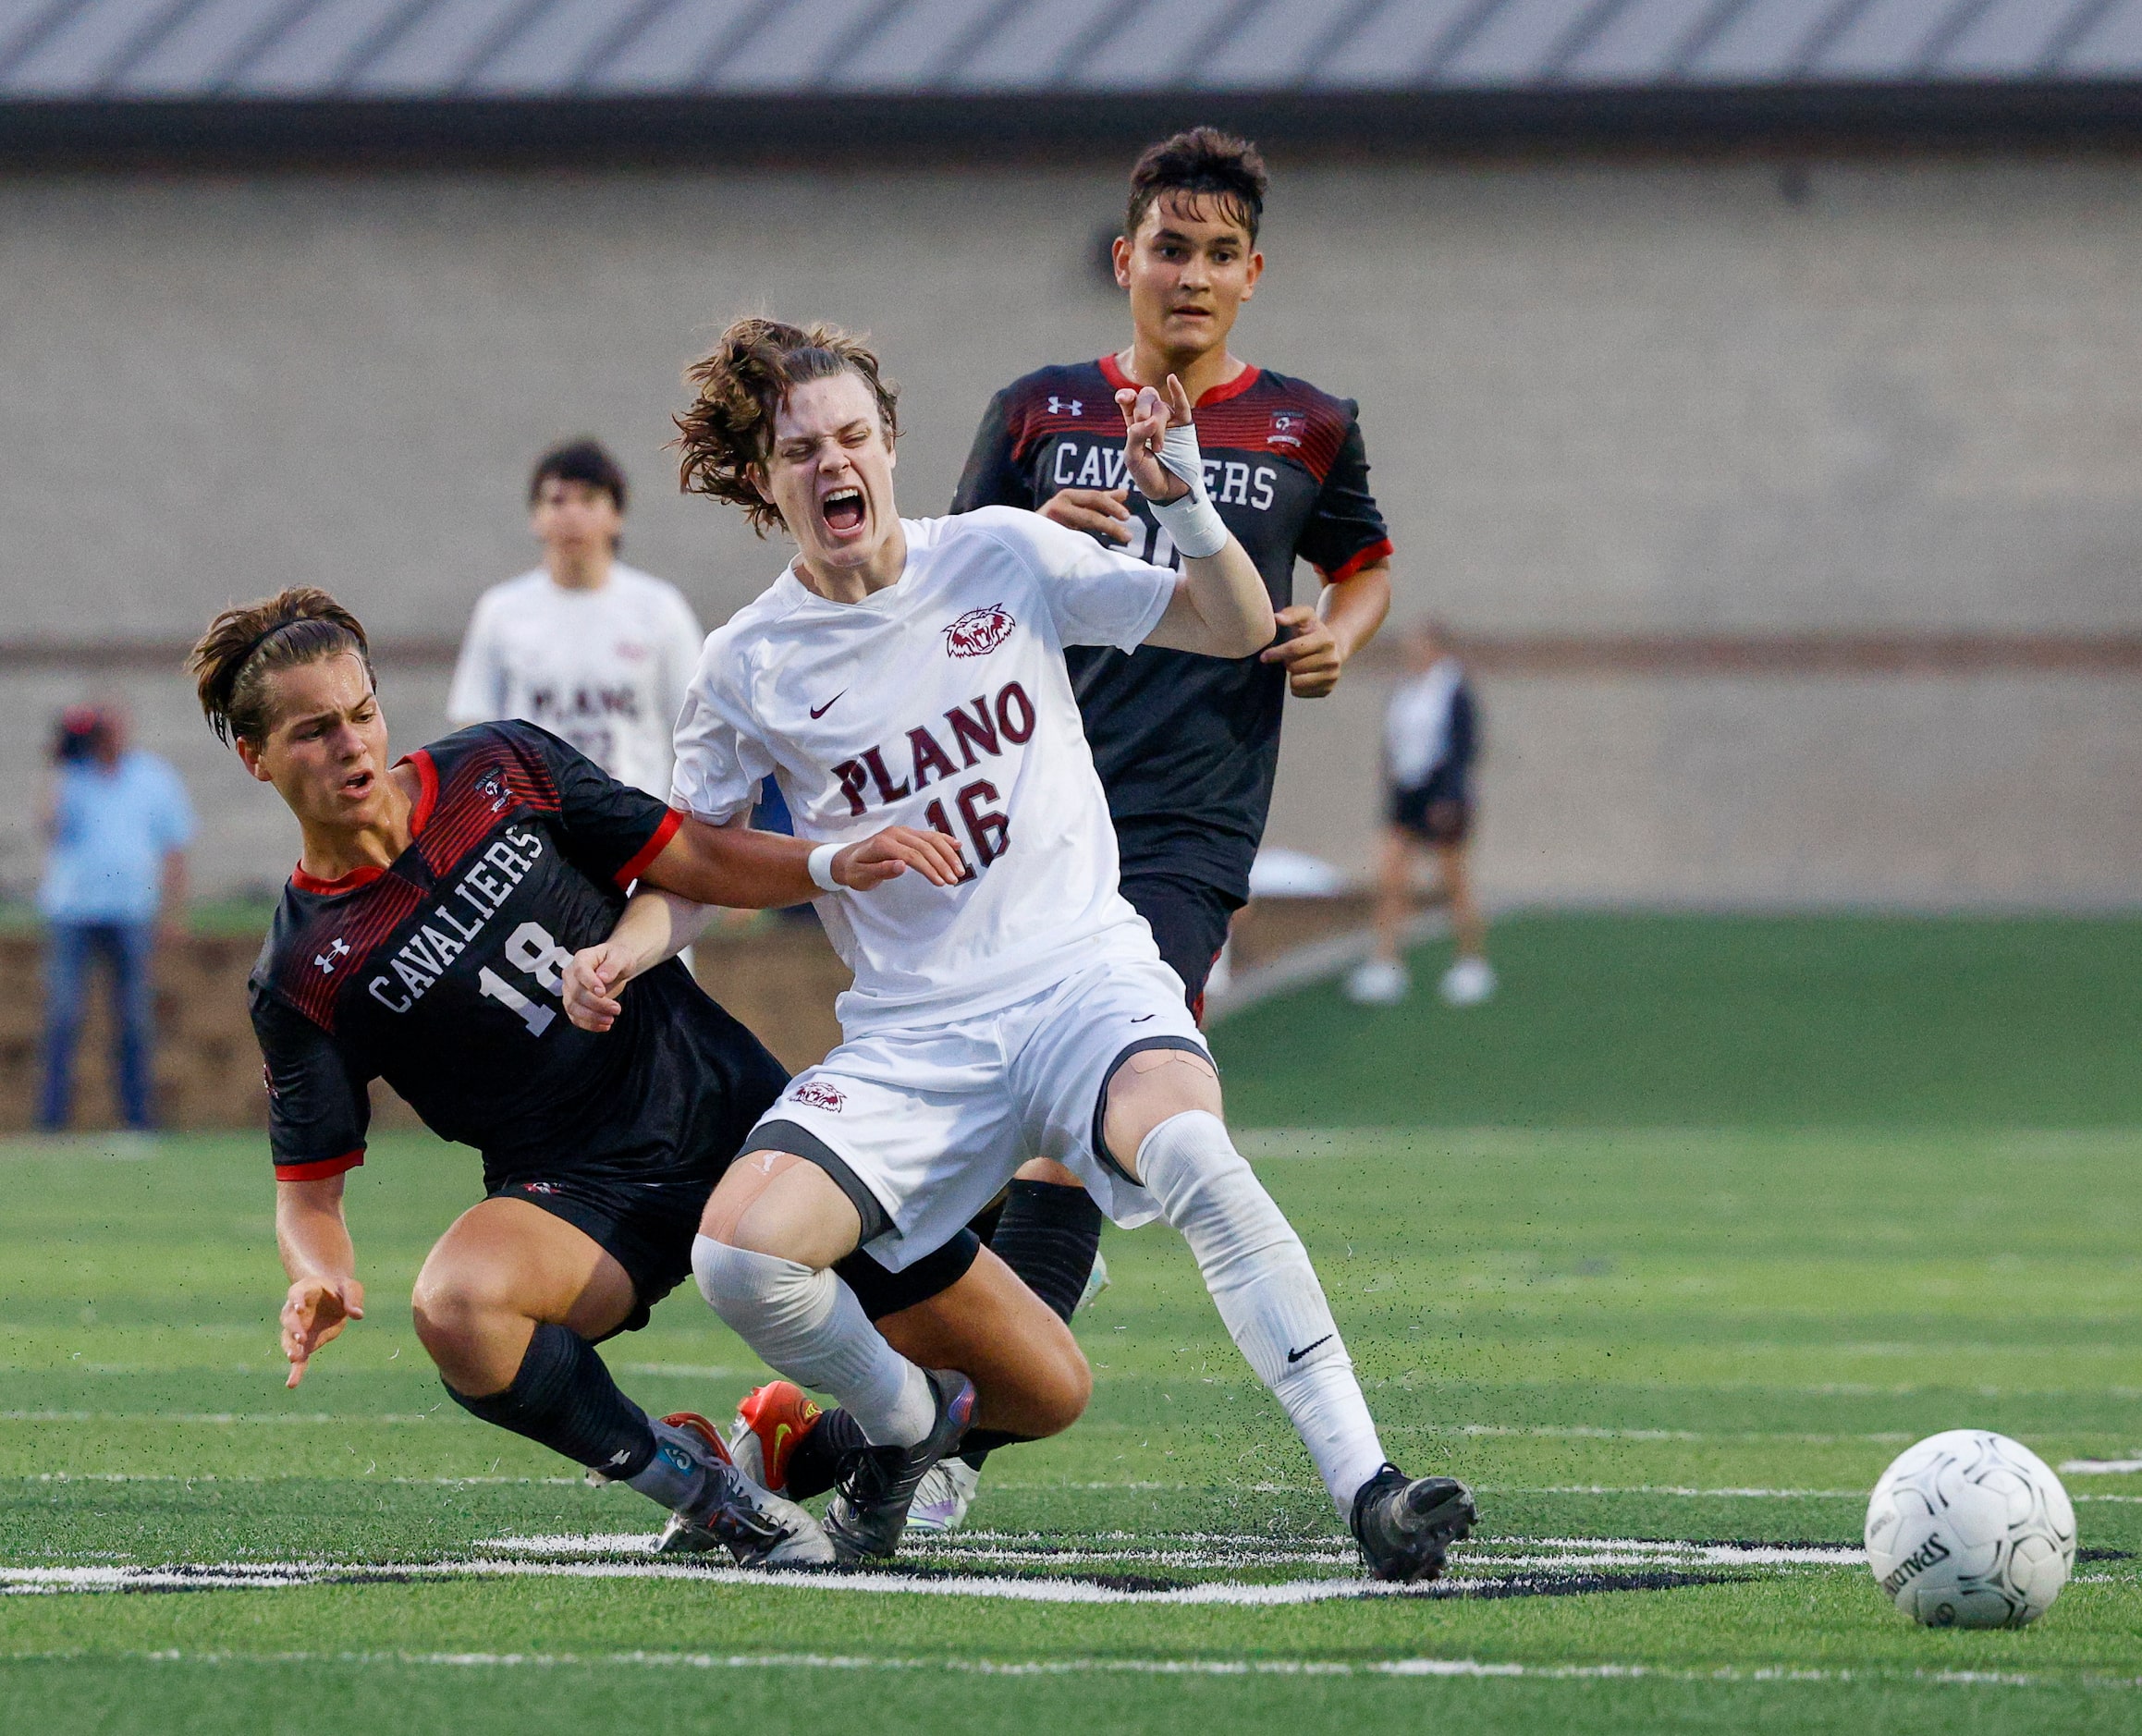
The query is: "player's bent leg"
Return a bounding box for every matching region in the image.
[692,1135,977,1560]
[412,1198,829,1566]
[875,1243,1090,1440]
[411,1195,639,1394]
[1099,1053,1475,1581]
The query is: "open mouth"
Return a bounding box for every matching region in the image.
[822,487,865,533]
[340,770,374,800]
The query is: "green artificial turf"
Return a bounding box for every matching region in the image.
[1210,913,2142,1129]
[5,1105,2142,1730]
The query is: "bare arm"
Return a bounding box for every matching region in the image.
[1262,559,1393,699]
[275,1173,364,1388]
[559,887,716,1033]
[639,814,963,910]
[1116,376,1276,660]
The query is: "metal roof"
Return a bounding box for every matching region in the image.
[0,0,2136,102]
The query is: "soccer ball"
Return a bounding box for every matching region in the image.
[1864,1430,2075,1628]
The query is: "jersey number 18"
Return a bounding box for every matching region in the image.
[476,922,576,1037]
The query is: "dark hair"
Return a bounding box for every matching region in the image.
[1124,127,1268,247]
[672,318,900,537]
[189,587,374,748]
[529,438,629,515]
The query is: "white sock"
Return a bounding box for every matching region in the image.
[1136,1110,1389,1514]
[690,1235,935,1447]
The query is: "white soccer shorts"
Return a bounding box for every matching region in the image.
[743,955,1208,1272]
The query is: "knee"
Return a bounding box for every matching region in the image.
[691,1232,816,1328]
[1030,1337,1092,1437]
[410,1265,518,1364]
[1102,1054,1223,1177]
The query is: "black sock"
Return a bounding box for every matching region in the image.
[987,1178,1103,1323]
[784,1404,871,1499]
[445,1321,656,1480]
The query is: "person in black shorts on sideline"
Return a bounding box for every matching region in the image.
[1348,619,1491,1008]
[910,126,1394,1527]
[189,587,1087,1567]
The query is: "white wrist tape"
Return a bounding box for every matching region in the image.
[806,842,842,892]
[1143,420,1229,558]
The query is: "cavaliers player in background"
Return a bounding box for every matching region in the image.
[189,588,1089,1566]
[929,128,1395,1526]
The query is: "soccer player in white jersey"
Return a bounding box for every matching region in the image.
[449,440,704,799]
[566,319,1474,1579]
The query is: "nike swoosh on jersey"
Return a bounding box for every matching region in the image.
[1130,1013,1156,1023]
[1286,1333,1335,1364]
[809,691,847,719]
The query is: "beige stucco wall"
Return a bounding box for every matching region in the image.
[0,155,2136,904]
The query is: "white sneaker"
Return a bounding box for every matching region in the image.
[903,1455,981,1536]
[1344,959,1409,1005]
[1438,959,1496,1006]
[1074,1248,1110,1313]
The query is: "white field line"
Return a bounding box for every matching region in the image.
[2063,1459,2142,1474]
[483,1532,1865,1571]
[0,1532,1870,1604]
[12,1647,2135,1693]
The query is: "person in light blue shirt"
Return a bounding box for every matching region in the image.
[37,704,194,1130]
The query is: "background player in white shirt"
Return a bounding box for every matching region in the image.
[448,440,704,799]
[565,318,1475,1580]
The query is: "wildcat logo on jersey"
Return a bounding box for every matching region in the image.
[943,605,1015,658]
[1268,410,1304,449]
[789,1080,845,1113]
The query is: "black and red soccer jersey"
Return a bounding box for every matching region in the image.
[248,721,765,1190]
[952,357,1391,899]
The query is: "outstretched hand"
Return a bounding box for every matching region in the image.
[833,824,968,890]
[281,1276,363,1388]
[1116,375,1195,505]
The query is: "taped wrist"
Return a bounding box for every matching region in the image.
[1142,420,1229,558]
[807,842,842,892]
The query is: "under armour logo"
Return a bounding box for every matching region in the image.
[314,938,350,973]
[1047,397,1083,416]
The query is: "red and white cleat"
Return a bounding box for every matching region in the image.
[725,1381,823,1497]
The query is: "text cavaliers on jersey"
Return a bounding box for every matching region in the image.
[248,721,768,1186]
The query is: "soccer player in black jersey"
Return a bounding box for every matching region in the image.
[190,588,1089,1564]
[922,128,1396,1527]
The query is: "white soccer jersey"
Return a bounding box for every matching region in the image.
[672,507,1178,1032]
[447,564,704,798]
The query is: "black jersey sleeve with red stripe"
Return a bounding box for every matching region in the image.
[251,978,373,1181]
[951,375,1058,513]
[1297,412,1391,582]
[474,721,682,890]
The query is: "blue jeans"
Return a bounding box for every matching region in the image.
[40,920,158,1131]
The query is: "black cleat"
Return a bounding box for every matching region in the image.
[824,1368,975,1564]
[1350,1462,1475,1583]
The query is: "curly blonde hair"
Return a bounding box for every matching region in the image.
[672,318,900,536]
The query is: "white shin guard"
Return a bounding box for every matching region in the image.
[1135,1110,1388,1512]
[690,1235,935,1448]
